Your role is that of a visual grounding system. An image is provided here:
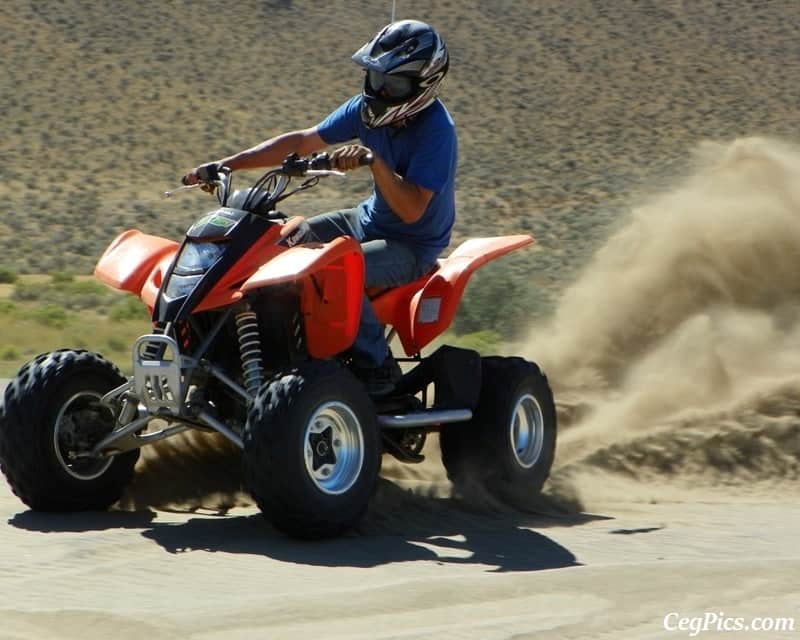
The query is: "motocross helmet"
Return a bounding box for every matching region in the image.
[352,20,449,128]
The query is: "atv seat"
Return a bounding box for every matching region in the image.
[370,235,533,356]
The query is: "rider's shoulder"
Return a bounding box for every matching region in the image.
[415,99,455,134]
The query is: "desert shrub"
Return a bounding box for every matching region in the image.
[451,258,556,340]
[51,271,75,284]
[60,280,112,309]
[106,336,127,352]
[70,336,88,348]
[11,282,47,302]
[0,346,19,361]
[109,296,148,322]
[13,278,119,310]
[453,265,530,338]
[0,268,18,284]
[446,330,503,354]
[32,304,69,328]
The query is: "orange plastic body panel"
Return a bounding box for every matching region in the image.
[94,230,179,297]
[192,222,296,313]
[372,235,534,355]
[370,273,432,353]
[242,237,365,359]
[96,224,531,360]
[140,253,179,310]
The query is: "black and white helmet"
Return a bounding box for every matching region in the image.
[352,20,449,128]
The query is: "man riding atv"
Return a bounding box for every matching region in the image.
[0,21,555,540]
[183,19,456,397]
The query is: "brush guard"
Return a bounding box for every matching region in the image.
[133,334,190,414]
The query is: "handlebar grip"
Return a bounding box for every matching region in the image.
[308,153,332,171]
[196,162,221,183]
[290,151,372,175]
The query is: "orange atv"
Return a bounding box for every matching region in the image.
[0,154,556,538]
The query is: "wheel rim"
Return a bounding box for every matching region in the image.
[509,393,545,469]
[53,391,116,480]
[303,401,364,495]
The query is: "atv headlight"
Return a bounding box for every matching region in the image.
[164,273,202,299]
[174,242,224,275]
[164,242,223,299]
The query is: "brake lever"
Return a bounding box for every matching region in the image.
[163,178,224,199]
[163,183,203,198]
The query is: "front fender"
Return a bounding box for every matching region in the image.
[94,230,179,301]
[242,237,364,359]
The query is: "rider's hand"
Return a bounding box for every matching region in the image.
[181,170,199,186]
[182,162,221,185]
[182,162,221,192]
[330,145,372,172]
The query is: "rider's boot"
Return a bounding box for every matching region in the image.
[351,351,403,397]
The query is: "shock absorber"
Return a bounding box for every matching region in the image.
[235,307,265,398]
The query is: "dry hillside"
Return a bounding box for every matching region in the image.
[2,0,799,315]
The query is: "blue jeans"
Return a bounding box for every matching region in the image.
[306,208,433,366]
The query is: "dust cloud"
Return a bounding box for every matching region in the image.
[118,431,249,513]
[525,137,800,494]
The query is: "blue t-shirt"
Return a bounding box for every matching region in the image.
[315,95,457,266]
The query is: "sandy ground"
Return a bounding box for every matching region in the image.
[2,427,799,640]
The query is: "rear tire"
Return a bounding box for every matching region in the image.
[440,356,557,509]
[243,360,380,538]
[0,350,140,511]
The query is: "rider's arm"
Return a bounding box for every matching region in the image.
[329,145,433,224]
[218,128,327,171]
[382,105,456,225]
[370,157,433,224]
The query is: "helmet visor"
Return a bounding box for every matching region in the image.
[367,70,414,99]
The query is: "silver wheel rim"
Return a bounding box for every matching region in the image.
[303,401,364,495]
[53,391,116,480]
[509,393,545,469]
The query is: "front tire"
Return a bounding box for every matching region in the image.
[0,350,140,511]
[440,357,557,509]
[243,360,380,538]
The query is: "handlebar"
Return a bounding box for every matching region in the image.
[281,151,373,177]
[172,151,373,213]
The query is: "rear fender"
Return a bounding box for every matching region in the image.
[241,237,365,359]
[410,235,534,352]
[94,230,179,305]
